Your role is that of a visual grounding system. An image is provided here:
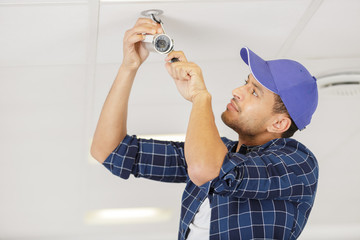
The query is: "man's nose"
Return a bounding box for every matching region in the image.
[232,86,245,101]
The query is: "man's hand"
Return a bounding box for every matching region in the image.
[122,18,162,70]
[165,51,209,102]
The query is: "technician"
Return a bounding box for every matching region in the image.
[91,18,319,240]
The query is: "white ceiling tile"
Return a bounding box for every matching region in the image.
[300,58,360,78]
[0,0,87,3]
[287,0,360,59]
[0,3,89,66]
[0,65,88,237]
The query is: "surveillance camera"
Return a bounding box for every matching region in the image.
[142,33,174,54]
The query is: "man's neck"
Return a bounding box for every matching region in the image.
[236,133,280,152]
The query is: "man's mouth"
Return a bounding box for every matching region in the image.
[227,98,239,112]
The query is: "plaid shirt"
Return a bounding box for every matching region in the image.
[103,135,318,240]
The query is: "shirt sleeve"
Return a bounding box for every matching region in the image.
[209,139,319,201]
[103,134,189,183]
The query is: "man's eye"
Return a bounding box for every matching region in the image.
[252,90,258,97]
[244,79,248,85]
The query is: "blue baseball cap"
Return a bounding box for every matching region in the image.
[240,47,318,130]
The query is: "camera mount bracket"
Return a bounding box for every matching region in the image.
[141,9,166,33]
[141,9,163,23]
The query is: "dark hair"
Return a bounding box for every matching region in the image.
[273,94,298,138]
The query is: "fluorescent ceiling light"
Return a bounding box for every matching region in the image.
[101,0,190,2]
[137,134,186,142]
[85,207,172,225]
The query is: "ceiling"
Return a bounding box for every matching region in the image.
[0,0,360,239]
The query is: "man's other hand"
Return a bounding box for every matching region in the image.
[165,51,209,102]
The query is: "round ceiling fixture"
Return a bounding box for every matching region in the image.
[317,72,360,97]
[141,9,163,18]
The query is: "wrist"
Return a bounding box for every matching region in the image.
[192,91,211,103]
[119,63,139,74]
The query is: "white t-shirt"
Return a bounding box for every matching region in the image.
[186,197,211,240]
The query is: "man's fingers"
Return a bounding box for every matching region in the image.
[125,34,145,45]
[178,65,191,80]
[165,62,173,78]
[165,62,181,80]
[124,23,163,46]
[126,24,158,37]
[166,62,192,81]
[165,51,188,62]
[134,19,162,34]
[134,18,158,27]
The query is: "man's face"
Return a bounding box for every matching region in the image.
[221,74,277,138]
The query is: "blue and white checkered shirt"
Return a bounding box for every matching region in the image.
[103,135,318,240]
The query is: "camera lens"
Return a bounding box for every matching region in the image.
[156,39,167,49]
[153,34,173,54]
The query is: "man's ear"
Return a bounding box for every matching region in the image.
[267,114,291,134]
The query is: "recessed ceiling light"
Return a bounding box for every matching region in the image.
[85,207,172,225]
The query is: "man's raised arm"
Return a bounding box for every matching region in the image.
[165,51,228,186]
[91,18,162,163]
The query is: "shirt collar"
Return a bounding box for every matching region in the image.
[231,139,280,154]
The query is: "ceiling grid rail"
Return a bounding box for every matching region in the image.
[84,0,101,163]
[276,0,323,58]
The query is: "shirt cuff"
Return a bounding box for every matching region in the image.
[198,152,243,195]
[210,152,246,193]
[103,135,138,179]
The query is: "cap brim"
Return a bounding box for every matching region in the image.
[240,47,278,94]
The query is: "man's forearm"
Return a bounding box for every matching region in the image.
[185,92,228,186]
[91,65,137,163]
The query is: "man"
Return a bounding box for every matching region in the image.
[91,18,319,240]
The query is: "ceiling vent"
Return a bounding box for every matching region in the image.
[317,72,360,97]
